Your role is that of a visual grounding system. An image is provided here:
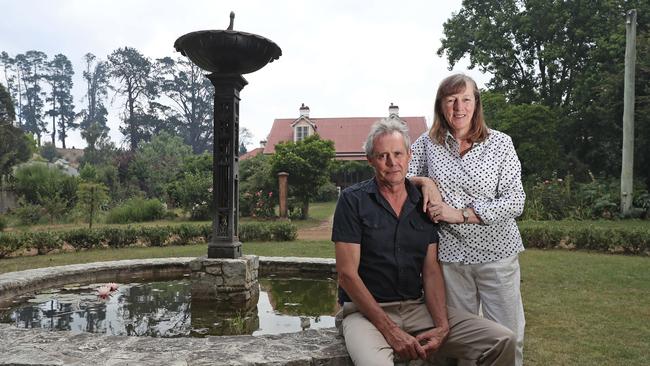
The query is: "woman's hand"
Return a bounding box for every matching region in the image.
[426,201,462,224]
[419,178,442,212]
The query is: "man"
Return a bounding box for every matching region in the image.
[333,118,515,365]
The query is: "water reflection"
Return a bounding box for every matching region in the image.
[0,277,338,337]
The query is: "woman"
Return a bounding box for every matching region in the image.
[407,73,526,365]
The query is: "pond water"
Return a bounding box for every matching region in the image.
[0,276,338,337]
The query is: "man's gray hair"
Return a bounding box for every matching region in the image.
[363,117,411,157]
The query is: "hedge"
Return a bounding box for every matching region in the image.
[0,221,298,258]
[519,222,650,255]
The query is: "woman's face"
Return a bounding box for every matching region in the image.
[441,81,476,137]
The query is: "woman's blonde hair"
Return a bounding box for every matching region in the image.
[430,74,489,144]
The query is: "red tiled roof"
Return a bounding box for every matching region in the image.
[240,147,264,161]
[263,117,428,160]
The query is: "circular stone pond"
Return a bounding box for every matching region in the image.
[0,257,353,365]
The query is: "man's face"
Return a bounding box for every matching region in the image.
[367,132,411,187]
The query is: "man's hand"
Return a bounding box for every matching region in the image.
[384,325,428,360]
[415,326,449,356]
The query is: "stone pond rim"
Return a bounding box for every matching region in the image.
[173,15,282,75]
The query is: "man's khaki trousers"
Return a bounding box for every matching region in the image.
[337,299,515,366]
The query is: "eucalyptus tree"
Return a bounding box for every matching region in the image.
[155,56,213,153]
[14,50,48,145]
[45,53,76,147]
[108,47,157,151]
[79,53,110,148]
[0,52,21,126]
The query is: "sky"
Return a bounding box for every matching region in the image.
[1,0,490,150]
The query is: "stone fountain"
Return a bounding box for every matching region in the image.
[174,12,281,311]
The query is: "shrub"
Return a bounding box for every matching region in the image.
[25,231,63,255]
[0,233,22,258]
[101,226,140,248]
[106,198,166,224]
[60,228,103,250]
[0,214,7,232]
[239,222,272,242]
[12,202,45,225]
[139,226,170,247]
[270,221,298,241]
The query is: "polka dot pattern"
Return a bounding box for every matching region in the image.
[407,129,526,264]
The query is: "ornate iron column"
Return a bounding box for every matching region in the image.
[207,74,247,258]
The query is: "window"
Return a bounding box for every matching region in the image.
[295,125,309,142]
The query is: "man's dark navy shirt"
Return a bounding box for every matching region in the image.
[332,178,439,303]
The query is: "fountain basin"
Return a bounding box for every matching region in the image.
[0,257,350,365]
[174,30,282,75]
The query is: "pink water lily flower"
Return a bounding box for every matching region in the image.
[97,286,111,299]
[107,282,119,291]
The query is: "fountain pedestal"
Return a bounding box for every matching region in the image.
[190,256,259,312]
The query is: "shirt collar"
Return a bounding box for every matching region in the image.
[363,177,422,204]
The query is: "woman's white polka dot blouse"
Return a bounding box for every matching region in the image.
[407,129,526,264]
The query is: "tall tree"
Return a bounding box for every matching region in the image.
[45,53,76,148]
[270,135,335,219]
[79,53,110,146]
[155,57,213,153]
[0,52,21,126]
[0,82,15,122]
[108,47,156,151]
[14,51,48,145]
[1,83,33,176]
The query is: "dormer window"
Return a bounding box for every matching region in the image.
[295,125,309,142]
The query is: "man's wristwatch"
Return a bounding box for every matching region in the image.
[461,208,470,224]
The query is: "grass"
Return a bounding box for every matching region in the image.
[0,240,335,274]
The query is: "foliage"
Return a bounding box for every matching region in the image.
[105,198,166,224]
[168,171,212,220]
[11,200,45,225]
[0,214,6,232]
[483,92,565,179]
[314,181,338,202]
[330,160,374,189]
[130,131,193,199]
[521,175,646,220]
[166,153,212,220]
[155,57,213,153]
[0,121,34,176]
[438,1,650,191]
[270,135,335,219]
[39,142,60,162]
[13,163,78,212]
[108,46,157,151]
[45,53,76,148]
[78,53,110,147]
[0,220,298,258]
[76,182,109,228]
[240,153,276,197]
[0,82,15,122]
[241,190,275,218]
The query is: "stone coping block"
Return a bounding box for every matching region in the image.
[0,256,351,365]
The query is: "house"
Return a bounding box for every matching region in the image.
[251,104,428,187]
[262,103,428,161]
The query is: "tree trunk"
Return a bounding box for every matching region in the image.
[301,198,309,220]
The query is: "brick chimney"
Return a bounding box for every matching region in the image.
[299,103,310,118]
[388,103,399,118]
